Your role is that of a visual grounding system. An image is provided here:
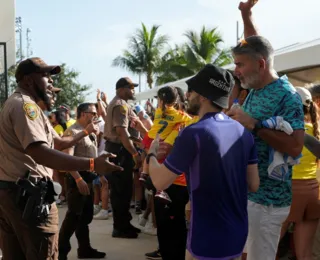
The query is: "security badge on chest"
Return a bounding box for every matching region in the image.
[23,103,39,120]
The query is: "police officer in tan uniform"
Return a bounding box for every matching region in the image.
[59,102,106,260]
[0,58,122,260]
[105,77,147,238]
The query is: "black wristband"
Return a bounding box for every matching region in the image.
[146,153,156,164]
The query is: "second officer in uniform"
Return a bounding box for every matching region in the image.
[59,102,106,259]
[104,77,147,238]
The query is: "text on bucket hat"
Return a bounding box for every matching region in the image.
[186,64,235,109]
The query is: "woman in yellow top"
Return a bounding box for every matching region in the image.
[49,110,69,138]
[281,87,320,260]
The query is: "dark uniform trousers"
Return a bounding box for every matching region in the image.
[58,175,94,256]
[0,188,59,260]
[154,184,189,260]
[106,142,134,231]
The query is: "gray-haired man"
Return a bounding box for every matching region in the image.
[227,1,304,259]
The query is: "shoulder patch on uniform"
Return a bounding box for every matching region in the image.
[119,105,127,115]
[23,103,39,120]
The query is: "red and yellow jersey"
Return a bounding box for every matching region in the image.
[147,107,191,140]
[164,116,199,146]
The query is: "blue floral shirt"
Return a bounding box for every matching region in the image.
[243,76,304,207]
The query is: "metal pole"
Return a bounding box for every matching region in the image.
[26,28,32,58]
[236,21,239,44]
[16,17,23,61]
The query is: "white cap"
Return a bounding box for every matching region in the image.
[295,87,312,106]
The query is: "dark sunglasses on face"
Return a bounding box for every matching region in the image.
[84,112,97,116]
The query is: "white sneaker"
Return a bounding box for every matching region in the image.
[138,214,148,227]
[143,222,157,236]
[94,209,109,220]
[93,205,101,215]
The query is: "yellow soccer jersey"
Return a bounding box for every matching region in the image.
[54,124,64,136]
[164,116,199,146]
[147,106,192,140]
[66,118,76,128]
[293,122,317,180]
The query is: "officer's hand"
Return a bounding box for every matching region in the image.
[94,153,123,175]
[77,179,90,196]
[133,153,142,170]
[85,121,100,135]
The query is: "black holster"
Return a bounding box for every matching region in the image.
[105,141,126,166]
[15,175,57,224]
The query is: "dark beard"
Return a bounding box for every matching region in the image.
[129,94,136,101]
[187,103,200,116]
[35,84,51,111]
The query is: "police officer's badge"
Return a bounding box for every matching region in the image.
[120,105,127,115]
[23,103,39,120]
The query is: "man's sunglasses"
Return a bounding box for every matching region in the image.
[84,112,97,116]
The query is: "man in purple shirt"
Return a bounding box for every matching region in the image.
[147,64,260,260]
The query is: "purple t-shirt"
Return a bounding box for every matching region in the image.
[164,112,258,260]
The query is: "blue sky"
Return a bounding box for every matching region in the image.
[16,0,320,104]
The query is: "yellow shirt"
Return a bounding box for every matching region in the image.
[66,118,76,128]
[164,116,199,146]
[293,122,317,179]
[54,124,64,136]
[147,107,191,140]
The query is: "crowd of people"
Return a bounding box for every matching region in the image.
[0,0,319,260]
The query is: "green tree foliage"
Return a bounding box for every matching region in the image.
[112,23,169,89]
[156,26,232,85]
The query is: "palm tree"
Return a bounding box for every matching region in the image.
[156,26,232,85]
[112,23,169,89]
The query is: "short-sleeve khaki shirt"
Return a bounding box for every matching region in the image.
[64,122,97,158]
[0,88,55,182]
[104,96,138,144]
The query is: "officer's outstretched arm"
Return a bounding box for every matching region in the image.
[53,130,87,151]
[53,121,99,151]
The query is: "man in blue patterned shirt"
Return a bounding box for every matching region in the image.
[227,1,304,259]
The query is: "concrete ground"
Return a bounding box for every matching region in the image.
[58,205,158,260]
[0,205,291,259]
